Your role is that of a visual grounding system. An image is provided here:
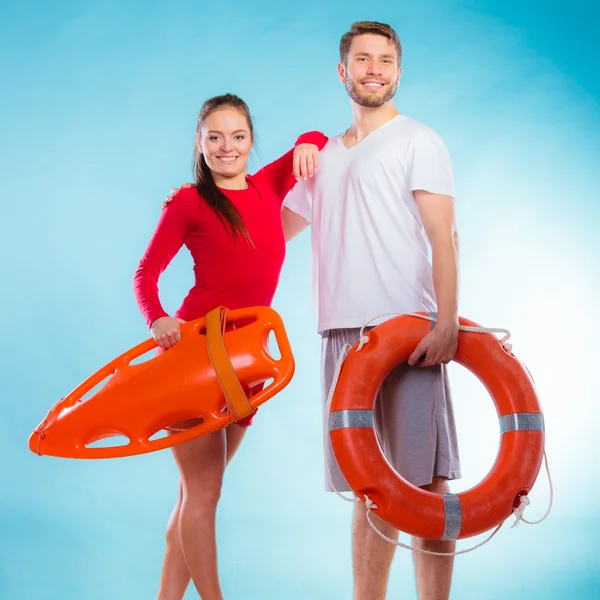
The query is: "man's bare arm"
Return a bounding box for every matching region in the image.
[281,206,310,242]
[408,190,459,366]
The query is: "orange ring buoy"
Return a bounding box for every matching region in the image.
[29,306,294,459]
[329,313,545,541]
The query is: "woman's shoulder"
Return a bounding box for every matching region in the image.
[171,185,200,203]
[163,185,201,214]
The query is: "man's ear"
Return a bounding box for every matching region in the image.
[337,61,347,84]
[396,66,403,88]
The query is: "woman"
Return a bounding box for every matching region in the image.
[133,93,326,600]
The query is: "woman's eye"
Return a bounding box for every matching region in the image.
[235,135,246,141]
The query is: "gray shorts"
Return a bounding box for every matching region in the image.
[322,328,462,492]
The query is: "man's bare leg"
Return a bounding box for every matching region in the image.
[353,476,455,600]
[352,501,399,600]
[412,477,455,600]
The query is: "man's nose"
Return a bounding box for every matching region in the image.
[366,61,382,76]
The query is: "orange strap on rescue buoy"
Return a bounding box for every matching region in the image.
[329,313,545,541]
[29,306,294,459]
[205,306,254,421]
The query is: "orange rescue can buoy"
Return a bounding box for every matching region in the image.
[329,313,545,541]
[30,306,294,459]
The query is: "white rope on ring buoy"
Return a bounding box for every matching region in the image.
[510,451,553,528]
[323,311,552,556]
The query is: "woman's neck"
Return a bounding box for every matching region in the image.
[213,172,248,190]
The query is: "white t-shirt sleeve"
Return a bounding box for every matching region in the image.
[407,129,455,198]
[282,179,312,223]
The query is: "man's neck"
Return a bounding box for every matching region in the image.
[346,102,399,145]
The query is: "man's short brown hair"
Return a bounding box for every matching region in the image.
[339,21,402,65]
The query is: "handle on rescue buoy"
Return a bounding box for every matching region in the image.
[245,314,295,409]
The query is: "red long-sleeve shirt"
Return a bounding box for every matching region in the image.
[133,132,327,327]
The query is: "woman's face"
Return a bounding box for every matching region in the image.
[197,108,253,181]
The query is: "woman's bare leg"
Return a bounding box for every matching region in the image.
[156,424,248,600]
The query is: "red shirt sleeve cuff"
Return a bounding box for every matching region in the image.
[295,131,328,151]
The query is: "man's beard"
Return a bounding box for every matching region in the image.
[345,77,397,108]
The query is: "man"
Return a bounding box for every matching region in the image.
[281,21,462,600]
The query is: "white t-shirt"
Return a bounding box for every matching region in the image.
[283,114,455,333]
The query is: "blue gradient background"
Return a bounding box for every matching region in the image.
[1,1,599,598]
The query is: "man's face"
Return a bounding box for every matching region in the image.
[339,34,401,108]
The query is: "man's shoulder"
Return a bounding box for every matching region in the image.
[321,133,343,151]
[393,114,444,142]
